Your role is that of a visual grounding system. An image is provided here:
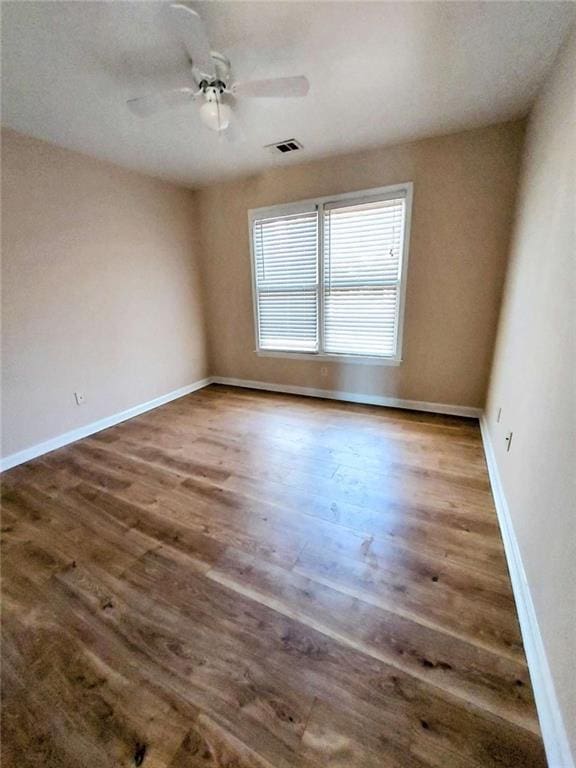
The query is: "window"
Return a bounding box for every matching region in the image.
[249,183,412,363]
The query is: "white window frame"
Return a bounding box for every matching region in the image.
[248,182,413,366]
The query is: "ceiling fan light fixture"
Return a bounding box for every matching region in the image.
[199,91,232,132]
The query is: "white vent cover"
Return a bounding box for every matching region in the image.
[265,139,303,155]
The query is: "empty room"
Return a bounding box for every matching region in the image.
[1,1,575,766]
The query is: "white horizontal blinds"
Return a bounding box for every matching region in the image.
[253,210,319,352]
[323,195,406,357]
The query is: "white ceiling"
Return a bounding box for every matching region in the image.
[2,1,574,188]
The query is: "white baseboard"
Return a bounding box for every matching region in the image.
[0,378,212,472]
[211,376,482,418]
[480,416,574,768]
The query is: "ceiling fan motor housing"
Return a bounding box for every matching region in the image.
[199,79,226,94]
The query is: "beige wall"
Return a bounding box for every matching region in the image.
[485,30,576,757]
[1,129,207,459]
[197,121,525,408]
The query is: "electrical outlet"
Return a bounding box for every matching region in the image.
[320,367,328,378]
[505,431,513,452]
[74,391,87,406]
[496,407,502,423]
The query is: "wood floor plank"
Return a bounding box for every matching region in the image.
[77,430,508,580]
[206,548,536,731]
[1,385,546,767]
[167,716,279,768]
[131,393,486,480]
[102,403,487,484]
[121,546,545,768]
[300,697,449,768]
[1,484,157,578]
[2,569,194,768]
[53,556,317,765]
[224,475,505,573]
[294,543,523,659]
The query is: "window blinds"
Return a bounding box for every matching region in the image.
[323,197,406,357]
[251,188,409,359]
[253,210,319,351]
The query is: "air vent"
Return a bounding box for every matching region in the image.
[265,139,303,155]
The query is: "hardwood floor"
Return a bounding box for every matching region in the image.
[1,385,546,767]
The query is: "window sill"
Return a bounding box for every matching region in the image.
[255,350,402,367]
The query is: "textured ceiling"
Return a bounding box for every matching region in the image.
[2,1,574,187]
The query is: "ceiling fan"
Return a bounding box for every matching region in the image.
[127,3,310,137]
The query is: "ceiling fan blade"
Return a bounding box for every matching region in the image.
[168,3,215,78]
[231,76,309,98]
[127,87,196,117]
